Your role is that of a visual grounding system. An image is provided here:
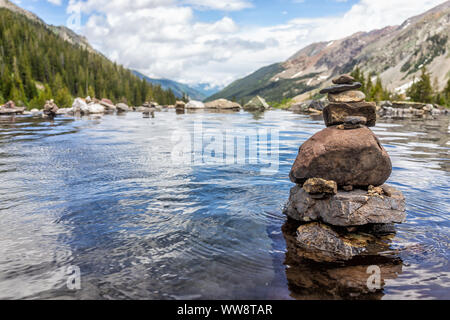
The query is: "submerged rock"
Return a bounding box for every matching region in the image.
[289,126,392,187]
[295,222,367,262]
[284,184,406,226]
[244,96,270,111]
[323,102,377,127]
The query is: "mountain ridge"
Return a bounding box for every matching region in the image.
[209,1,450,104]
[132,70,209,101]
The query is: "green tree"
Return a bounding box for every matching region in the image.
[29,84,52,109]
[55,86,73,108]
[406,67,433,103]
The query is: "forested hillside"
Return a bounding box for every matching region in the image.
[0,8,176,108]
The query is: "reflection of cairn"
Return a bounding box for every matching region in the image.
[43,99,59,118]
[284,74,407,263]
[282,221,403,299]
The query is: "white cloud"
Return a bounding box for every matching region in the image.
[68,0,447,88]
[183,0,253,11]
[47,0,62,5]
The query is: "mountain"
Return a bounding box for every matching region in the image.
[132,70,207,101]
[0,0,97,54]
[209,1,450,104]
[0,2,177,107]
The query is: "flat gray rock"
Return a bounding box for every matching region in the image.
[320,82,362,94]
[284,184,406,226]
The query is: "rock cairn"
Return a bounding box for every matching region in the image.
[43,99,59,117]
[0,100,25,115]
[284,74,406,263]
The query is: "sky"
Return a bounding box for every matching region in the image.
[11,0,448,89]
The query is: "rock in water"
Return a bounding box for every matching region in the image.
[328,90,366,103]
[289,126,392,187]
[295,222,366,262]
[116,103,130,112]
[100,99,117,112]
[284,184,406,226]
[323,101,377,127]
[185,100,205,109]
[332,74,355,85]
[244,96,270,111]
[319,82,362,94]
[303,178,337,195]
[43,99,59,117]
[87,103,105,114]
[175,101,186,110]
[205,99,241,110]
[72,98,88,113]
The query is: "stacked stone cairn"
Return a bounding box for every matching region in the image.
[43,99,59,117]
[284,74,407,263]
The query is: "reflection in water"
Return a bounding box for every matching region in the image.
[0,111,448,299]
[282,220,403,300]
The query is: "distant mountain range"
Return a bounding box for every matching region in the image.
[209,1,450,104]
[132,71,218,101]
[0,0,217,102]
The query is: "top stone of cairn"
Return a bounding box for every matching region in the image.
[332,74,355,85]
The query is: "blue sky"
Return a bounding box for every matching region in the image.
[15,0,360,27]
[10,0,447,87]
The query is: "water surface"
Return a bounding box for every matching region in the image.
[0,110,448,299]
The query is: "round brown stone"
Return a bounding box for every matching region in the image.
[289,126,392,187]
[328,90,366,103]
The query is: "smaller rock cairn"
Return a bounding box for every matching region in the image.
[284,74,407,263]
[43,99,59,118]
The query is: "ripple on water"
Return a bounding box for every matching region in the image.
[0,111,448,299]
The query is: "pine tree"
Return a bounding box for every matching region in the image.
[406,67,433,103]
[55,86,72,108]
[0,8,178,107]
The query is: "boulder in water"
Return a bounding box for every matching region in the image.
[243,96,270,111]
[87,103,105,114]
[205,99,241,110]
[100,99,116,112]
[116,103,130,112]
[72,98,89,114]
[185,100,205,109]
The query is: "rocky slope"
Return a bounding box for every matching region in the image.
[0,0,96,54]
[210,1,450,103]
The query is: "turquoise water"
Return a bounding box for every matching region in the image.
[0,110,448,299]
